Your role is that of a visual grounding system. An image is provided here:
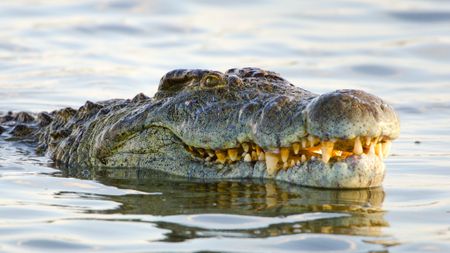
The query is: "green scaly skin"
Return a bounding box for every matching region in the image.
[0,68,400,188]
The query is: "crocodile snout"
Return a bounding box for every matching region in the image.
[305,89,400,140]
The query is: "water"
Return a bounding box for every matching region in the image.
[0,0,449,252]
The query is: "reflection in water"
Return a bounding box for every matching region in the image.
[0,0,449,250]
[59,167,388,240]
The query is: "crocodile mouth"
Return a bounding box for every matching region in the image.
[185,135,392,176]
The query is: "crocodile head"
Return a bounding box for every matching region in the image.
[97,68,397,188]
[39,68,399,189]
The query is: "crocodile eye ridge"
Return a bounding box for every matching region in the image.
[202,74,225,88]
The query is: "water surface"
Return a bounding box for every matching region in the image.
[0,0,449,252]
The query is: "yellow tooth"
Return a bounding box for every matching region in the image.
[321,141,334,163]
[368,143,375,155]
[205,157,212,162]
[293,143,300,154]
[301,154,307,163]
[283,162,289,169]
[375,142,382,155]
[308,136,316,147]
[215,150,226,164]
[255,146,261,156]
[301,139,307,149]
[290,159,296,167]
[228,148,238,161]
[251,151,258,160]
[375,143,383,159]
[280,147,289,163]
[258,152,265,161]
[206,149,215,157]
[292,142,300,154]
[353,136,363,155]
[244,153,252,162]
[382,141,391,158]
[265,152,280,176]
[198,148,205,156]
[242,143,250,153]
[365,136,371,146]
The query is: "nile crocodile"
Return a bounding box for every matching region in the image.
[0,68,400,188]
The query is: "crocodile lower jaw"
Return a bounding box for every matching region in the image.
[186,135,392,176]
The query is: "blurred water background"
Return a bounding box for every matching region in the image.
[0,0,449,252]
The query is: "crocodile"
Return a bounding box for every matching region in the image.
[0,68,400,188]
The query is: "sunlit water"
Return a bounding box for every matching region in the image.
[0,0,449,252]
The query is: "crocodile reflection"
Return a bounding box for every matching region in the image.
[61,167,388,237]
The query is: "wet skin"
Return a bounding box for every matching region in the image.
[0,68,400,188]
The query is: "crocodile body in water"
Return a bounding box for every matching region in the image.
[0,68,400,188]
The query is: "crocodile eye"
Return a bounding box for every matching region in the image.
[202,75,224,87]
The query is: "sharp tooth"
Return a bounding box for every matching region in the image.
[382,141,392,158]
[301,139,307,149]
[290,159,296,167]
[244,153,252,162]
[301,154,307,163]
[308,136,316,147]
[205,157,212,162]
[255,146,261,156]
[296,160,301,165]
[375,143,383,159]
[283,162,289,169]
[258,152,265,161]
[242,143,250,153]
[368,143,375,155]
[353,136,363,155]
[265,152,280,176]
[321,141,334,163]
[215,150,226,164]
[293,143,300,154]
[198,148,205,156]
[228,148,238,161]
[280,147,289,162]
[365,136,371,146]
[251,151,258,160]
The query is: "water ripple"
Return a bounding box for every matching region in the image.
[390,11,450,23]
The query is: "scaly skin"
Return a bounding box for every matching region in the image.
[0,68,400,188]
